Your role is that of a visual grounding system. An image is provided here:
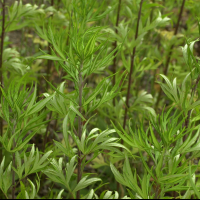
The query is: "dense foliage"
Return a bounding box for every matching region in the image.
[1,0,200,199]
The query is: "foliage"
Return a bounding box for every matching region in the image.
[0,0,200,199]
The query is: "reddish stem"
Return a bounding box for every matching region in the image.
[76,62,83,199]
[0,0,6,162]
[123,0,144,130]
[112,0,122,106]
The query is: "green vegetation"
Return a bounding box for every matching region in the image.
[0,0,200,198]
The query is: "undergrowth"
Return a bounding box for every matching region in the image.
[0,0,200,199]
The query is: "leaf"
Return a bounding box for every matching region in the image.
[82,189,95,199]
[32,150,52,172]
[139,151,155,180]
[8,127,40,152]
[0,157,12,196]
[37,54,64,61]
[69,104,86,121]
[6,129,21,151]
[110,163,127,186]
[124,155,134,184]
[72,176,101,193]
[27,94,54,115]
[83,78,106,107]
[149,123,161,151]
[43,77,78,105]
[48,25,66,61]
[56,189,64,199]
[14,144,52,177]
[2,48,29,75]
[189,163,200,198]
[62,114,70,149]
[66,156,77,185]
[54,140,72,157]
[27,179,37,199]
[155,150,164,178]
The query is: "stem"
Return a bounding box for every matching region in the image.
[112,3,123,194]
[154,184,161,199]
[43,111,52,152]
[76,62,83,199]
[112,0,122,106]
[12,121,17,200]
[46,45,52,90]
[0,0,6,164]
[53,113,58,134]
[62,9,73,79]
[12,153,16,199]
[1,190,7,199]
[183,75,200,140]
[155,0,186,109]
[43,0,54,155]
[66,10,73,47]
[123,0,144,130]
[46,0,54,90]
[150,0,155,23]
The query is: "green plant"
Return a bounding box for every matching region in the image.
[1,0,200,199]
[110,22,200,199]
[36,0,128,198]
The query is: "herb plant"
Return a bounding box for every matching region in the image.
[1,0,200,199]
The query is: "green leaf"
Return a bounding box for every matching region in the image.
[54,140,72,157]
[155,150,164,178]
[82,189,94,199]
[69,104,86,121]
[43,77,78,105]
[6,129,21,151]
[189,163,200,198]
[37,54,64,61]
[110,163,127,186]
[27,94,54,115]
[72,176,101,193]
[0,157,12,196]
[66,156,77,185]
[139,151,155,180]
[83,79,106,107]
[28,179,37,199]
[56,189,64,199]
[149,123,161,151]
[9,128,40,152]
[48,25,66,61]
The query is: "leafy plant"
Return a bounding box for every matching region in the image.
[1,0,200,199]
